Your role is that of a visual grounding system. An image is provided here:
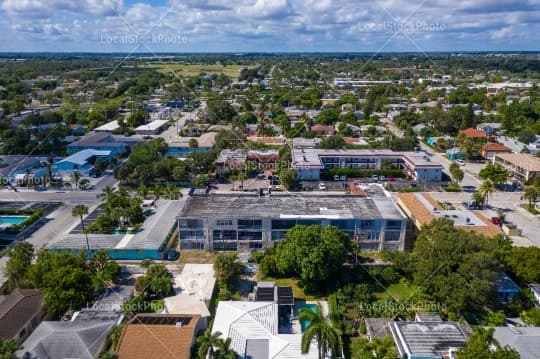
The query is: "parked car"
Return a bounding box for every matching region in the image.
[318,183,327,190]
[334,175,340,181]
[166,249,179,261]
[386,175,395,181]
[491,217,503,227]
[379,175,386,181]
[372,175,379,181]
[456,159,465,166]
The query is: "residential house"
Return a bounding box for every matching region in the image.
[94,120,120,132]
[481,143,512,161]
[66,131,142,155]
[495,273,520,303]
[18,318,118,359]
[529,284,540,307]
[54,149,111,176]
[446,147,463,160]
[493,327,540,359]
[211,295,318,358]
[460,127,488,140]
[389,317,468,359]
[0,289,46,342]
[0,155,49,184]
[310,124,335,136]
[527,136,540,155]
[215,149,279,177]
[412,124,427,134]
[134,119,168,135]
[477,122,502,136]
[116,314,201,359]
[167,132,216,157]
[493,153,540,182]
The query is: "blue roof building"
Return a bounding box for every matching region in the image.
[54,149,112,176]
[495,273,521,303]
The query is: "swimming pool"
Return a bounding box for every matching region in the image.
[0,216,28,225]
[299,303,318,332]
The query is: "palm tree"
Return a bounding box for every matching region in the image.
[524,186,539,208]
[300,304,342,359]
[72,204,90,258]
[366,336,397,358]
[197,329,222,359]
[472,190,485,208]
[25,168,32,190]
[214,337,236,359]
[229,174,237,191]
[71,170,81,191]
[137,184,149,199]
[478,179,496,206]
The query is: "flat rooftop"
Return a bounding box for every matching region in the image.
[135,119,168,132]
[397,192,502,237]
[168,132,217,148]
[292,148,443,169]
[94,120,120,132]
[180,193,406,221]
[49,199,184,251]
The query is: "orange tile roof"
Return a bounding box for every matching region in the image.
[116,314,200,359]
[461,128,487,138]
[311,124,335,132]
[482,143,512,152]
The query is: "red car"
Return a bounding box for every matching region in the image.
[491,217,503,227]
[386,175,395,181]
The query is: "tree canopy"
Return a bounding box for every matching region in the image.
[411,218,503,313]
[267,225,352,292]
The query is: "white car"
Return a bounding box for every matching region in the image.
[318,183,327,190]
[456,159,465,166]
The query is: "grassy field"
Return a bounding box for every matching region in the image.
[374,282,419,301]
[143,63,246,79]
[176,250,218,271]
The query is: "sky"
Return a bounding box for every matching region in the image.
[0,0,539,52]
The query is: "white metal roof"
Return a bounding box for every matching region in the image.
[57,149,111,166]
[212,301,318,359]
[135,119,168,131]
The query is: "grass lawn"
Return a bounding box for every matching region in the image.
[374,282,420,301]
[177,250,218,270]
[142,63,247,79]
[520,204,540,215]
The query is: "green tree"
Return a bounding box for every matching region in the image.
[72,204,90,256]
[351,336,397,359]
[279,168,297,191]
[0,339,17,359]
[2,241,34,289]
[479,164,509,184]
[197,329,222,359]
[135,264,174,299]
[457,327,520,359]
[450,166,465,184]
[213,337,236,359]
[412,219,502,313]
[524,186,539,208]
[274,225,351,292]
[319,135,344,149]
[42,265,96,313]
[189,138,199,148]
[71,170,81,191]
[503,246,540,283]
[479,179,496,206]
[300,304,341,359]
[214,253,240,282]
[94,157,108,175]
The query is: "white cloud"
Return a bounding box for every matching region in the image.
[1,0,123,18]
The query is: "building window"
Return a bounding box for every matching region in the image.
[216,219,233,226]
[386,220,402,230]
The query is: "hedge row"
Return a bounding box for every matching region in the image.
[0,208,36,215]
[4,208,45,234]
